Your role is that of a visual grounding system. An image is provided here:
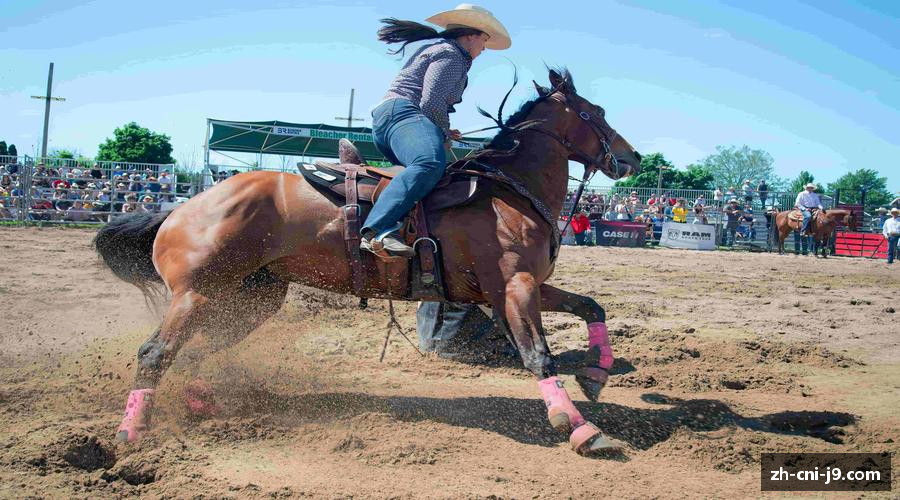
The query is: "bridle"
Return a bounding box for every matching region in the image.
[522,92,623,181]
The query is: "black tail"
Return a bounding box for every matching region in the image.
[93,211,171,297]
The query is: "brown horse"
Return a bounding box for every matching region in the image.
[94,69,642,455]
[773,208,855,257]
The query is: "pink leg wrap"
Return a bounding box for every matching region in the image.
[539,376,586,429]
[588,322,614,370]
[116,388,155,443]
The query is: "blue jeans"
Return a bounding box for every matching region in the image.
[800,208,812,233]
[416,302,498,352]
[889,236,898,264]
[362,98,446,234]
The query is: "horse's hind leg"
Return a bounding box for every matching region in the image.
[182,273,289,416]
[489,272,617,454]
[117,290,212,442]
[538,284,610,403]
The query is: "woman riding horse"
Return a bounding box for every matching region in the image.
[361,5,511,257]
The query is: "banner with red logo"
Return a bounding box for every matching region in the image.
[593,221,647,247]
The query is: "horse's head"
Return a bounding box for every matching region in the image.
[533,69,641,181]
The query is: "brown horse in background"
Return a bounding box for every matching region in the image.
[773,209,855,257]
[93,69,642,455]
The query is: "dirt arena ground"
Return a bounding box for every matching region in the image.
[0,226,897,498]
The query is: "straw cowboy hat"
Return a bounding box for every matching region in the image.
[426,4,511,50]
[891,208,900,215]
[805,183,816,189]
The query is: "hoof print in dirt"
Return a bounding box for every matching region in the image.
[62,435,116,471]
[101,455,158,485]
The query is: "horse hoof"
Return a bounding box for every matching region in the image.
[575,367,608,402]
[569,423,622,455]
[548,409,572,434]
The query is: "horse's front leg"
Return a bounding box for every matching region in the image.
[539,284,611,402]
[494,272,618,454]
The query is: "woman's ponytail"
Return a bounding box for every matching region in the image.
[377,18,483,56]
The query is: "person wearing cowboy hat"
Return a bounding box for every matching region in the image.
[360,4,510,257]
[875,207,889,231]
[794,182,824,235]
[723,199,743,247]
[883,207,900,265]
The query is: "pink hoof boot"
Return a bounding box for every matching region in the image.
[116,389,155,443]
[183,379,219,418]
[569,422,622,455]
[539,377,586,434]
[576,322,614,402]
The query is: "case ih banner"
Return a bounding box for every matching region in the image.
[593,221,647,247]
[660,222,717,250]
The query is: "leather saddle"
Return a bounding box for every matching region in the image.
[787,210,804,222]
[297,139,482,302]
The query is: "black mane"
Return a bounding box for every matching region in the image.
[481,68,575,152]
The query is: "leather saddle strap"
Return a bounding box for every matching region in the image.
[414,202,437,284]
[342,165,365,296]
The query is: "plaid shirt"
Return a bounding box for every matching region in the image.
[383,40,472,139]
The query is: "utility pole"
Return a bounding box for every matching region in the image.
[656,164,670,195]
[30,63,67,159]
[335,88,365,128]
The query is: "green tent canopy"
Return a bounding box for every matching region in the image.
[206,119,489,162]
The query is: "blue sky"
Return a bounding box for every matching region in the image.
[1,0,898,191]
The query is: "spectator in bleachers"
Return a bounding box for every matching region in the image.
[742,179,753,204]
[90,164,103,179]
[725,186,737,202]
[1,174,11,191]
[694,193,706,207]
[0,200,13,220]
[146,176,161,194]
[741,202,756,240]
[672,198,688,223]
[122,193,140,213]
[724,199,743,246]
[615,200,631,221]
[65,200,92,222]
[663,202,674,221]
[714,187,724,207]
[757,179,768,207]
[141,195,156,213]
[128,174,144,193]
[52,186,72,210]
[603,204,616,221]
[692,205,708,224]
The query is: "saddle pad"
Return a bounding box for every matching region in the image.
[298,162,482,212]
[788,210,804,222]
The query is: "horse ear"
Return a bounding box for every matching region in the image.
[548,69,572,94]
[533,80,549,97]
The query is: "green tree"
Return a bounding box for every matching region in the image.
[50,148,76,159]
[699,145,776,190]
[0,141,7,156]
[614,152,676,189]
[826,169,892,209]
[788,170,823,193]
[96,122,174,164]
[614,152,714,190]
[7,144,17,157]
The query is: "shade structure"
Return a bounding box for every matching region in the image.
[207,119,489,162]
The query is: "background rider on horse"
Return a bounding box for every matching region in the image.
[795,182,825,234]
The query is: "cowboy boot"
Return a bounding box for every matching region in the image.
[338,139,365,165]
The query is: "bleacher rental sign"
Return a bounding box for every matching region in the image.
[272,126,374,143]
[660,222,717,250]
